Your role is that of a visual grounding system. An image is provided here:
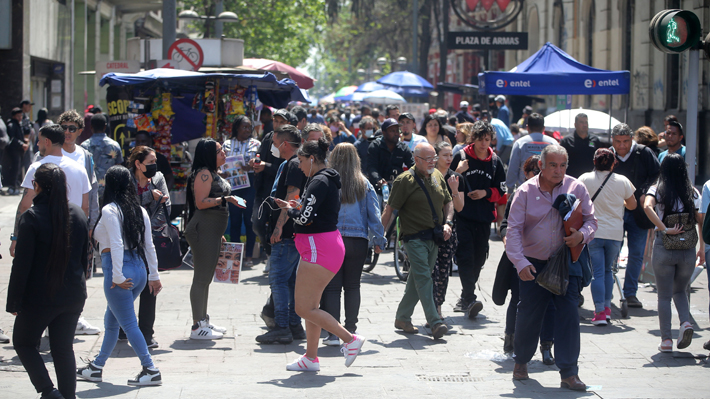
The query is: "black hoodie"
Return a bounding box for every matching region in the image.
[289,168,342,234]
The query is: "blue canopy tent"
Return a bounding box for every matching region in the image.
[100,68,307,142]
[478,43,630,96]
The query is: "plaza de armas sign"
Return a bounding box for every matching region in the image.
[447,0,528,51]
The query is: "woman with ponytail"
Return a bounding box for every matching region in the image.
[77,165,163,386]
[7,163,89,399]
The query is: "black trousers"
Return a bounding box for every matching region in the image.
[120,268,156,341]
[13,300,85,399]
[321,237,369,333]
[514,258,581,379]
[1,150,22,188]
[455,219,491,304]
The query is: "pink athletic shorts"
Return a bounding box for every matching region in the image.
[294,230,345,273]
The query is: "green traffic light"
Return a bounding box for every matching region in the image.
[667,18,680,44]
[650,9,701,53]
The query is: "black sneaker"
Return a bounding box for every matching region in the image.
[127,366,162,386]
[41,388,64,399]
[146,338,159,349]
[453,298,469,313]
[77,360,103,382]
[467,301,483,319]
[256,327,293,344]
[626,296,643,308]
[290,323,306,340]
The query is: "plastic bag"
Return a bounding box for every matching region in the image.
[182,248,194,269]
[536,245,569,296]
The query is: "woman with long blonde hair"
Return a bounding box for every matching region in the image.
[319,143,386,346]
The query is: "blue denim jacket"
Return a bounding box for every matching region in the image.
[337,180,387,248]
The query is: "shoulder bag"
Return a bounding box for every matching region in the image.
[661,213,698,250]
[408,169,447,246]
[149,187,183,271]
[591,172,613,202]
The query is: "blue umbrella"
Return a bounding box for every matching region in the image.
[355,81,386,92]
[363,89,407,104]
[377,71,434,90]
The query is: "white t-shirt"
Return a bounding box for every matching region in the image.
[21,155,91,207]
[646,184,701,222]
[401,133,428,151]
[62,147,86,168]
[579,171,635,241]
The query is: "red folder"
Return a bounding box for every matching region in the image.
[564,199,584,262]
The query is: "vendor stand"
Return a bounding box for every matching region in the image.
[99,68,307,214]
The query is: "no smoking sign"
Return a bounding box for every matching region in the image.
[165,38,204,71]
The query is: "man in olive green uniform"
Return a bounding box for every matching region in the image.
[381,143,454,340]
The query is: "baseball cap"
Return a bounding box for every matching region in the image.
[523,105,533,114]
[472,103,482,112]
[481,110,490,118]
[495,95,506,103]
[20,100,34,106]
[460,101,469,108]
[398,112,415,122]
[381,118,400,131]
[11,107,22,115]
[428,108,437,114]
[274,109,298,126]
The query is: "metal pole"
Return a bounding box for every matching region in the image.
[215,0,223,38]
[162,0,176,59]
[412,0,418,74]
[686,49,699,184]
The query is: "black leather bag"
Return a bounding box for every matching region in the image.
[150,202,183,271]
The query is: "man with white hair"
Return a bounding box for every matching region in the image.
[381,143,454,340]
[505,144,597,390]
[495,95,510,128]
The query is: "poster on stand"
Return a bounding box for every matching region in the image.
[213,242,243,284]
[223,155,250,190]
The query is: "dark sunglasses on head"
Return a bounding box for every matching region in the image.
[60,125,78,133]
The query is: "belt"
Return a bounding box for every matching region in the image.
[402,228,434,242]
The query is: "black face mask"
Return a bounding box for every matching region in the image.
[143,163,158,178]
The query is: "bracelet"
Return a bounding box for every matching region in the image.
[445,220,454,227]
[10,234,17,241]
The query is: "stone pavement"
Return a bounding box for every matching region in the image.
[0,194,708,398]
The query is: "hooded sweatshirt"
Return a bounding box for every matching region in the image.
[451,145,507,223]
[289,168,342,234]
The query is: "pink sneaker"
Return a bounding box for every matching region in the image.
[604,307,611,321]
[286,355,320,372]
[341,334,365,367]
[591,311,607,326]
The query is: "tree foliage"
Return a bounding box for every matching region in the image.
[179,0,327,68]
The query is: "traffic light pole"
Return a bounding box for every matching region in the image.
[687,48,698,183]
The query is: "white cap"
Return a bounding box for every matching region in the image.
[495,95,506,103]
[460,101,469,108]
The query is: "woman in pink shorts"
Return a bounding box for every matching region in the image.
[275,137,365,372]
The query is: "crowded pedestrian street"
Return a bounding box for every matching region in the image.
[0,193,707,398]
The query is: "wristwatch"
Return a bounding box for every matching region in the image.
[445,220,454,227]
[660,228,667,235]
[10,234,18,241]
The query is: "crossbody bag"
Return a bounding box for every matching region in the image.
[407,169,447,246]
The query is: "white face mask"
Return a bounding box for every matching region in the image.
[270,143,281,159]
[364,129,374,138]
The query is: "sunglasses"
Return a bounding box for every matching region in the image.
[60,125,78,133]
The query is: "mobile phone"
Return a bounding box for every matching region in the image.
[235,196,247,208]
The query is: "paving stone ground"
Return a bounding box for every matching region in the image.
[0,194,708,398]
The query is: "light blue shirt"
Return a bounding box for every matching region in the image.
[658,145,686,163]
[490,118,514,152]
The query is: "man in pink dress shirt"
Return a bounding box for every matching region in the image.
[505,145,597,391]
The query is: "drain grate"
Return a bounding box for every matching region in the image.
[416,373,482,383]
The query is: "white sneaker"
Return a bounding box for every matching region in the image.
[76,360,103,382]
[75,317,101,335]
[286,355,320,372]
[263,256,271,274]
[127,366,162,386]
[341,334,365,367]
[205,314,227,334]
[190,319,223,340]
[677,321,694,349]
[323,333,340,346]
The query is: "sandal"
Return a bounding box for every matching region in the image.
[658,339,673,353]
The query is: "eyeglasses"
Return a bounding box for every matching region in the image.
[416,155,439,163]
[60,125,78,133]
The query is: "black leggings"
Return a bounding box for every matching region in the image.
[321,237,369,333]
[455,219,490,304]
[13,300,84,399]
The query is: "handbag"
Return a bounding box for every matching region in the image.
[536,245,570,296]
[409,169,447,246]
[661,213,698,250]
[150,200,183,271]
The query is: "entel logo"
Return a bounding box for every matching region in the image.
[585,79,619,88]
[584,79,596,88]
[496,79,530,88]
[496,79,507,88]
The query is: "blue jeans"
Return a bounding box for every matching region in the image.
[622,210,649,297]
[514,258,581,379]
[94,251,153,368]
[589,238,622,313]
[268,239,301,329]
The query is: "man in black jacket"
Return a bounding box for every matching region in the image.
[610,123,660,308]
[2,108,28,195]
[450,121,507,318]
[366,118,414,195]
[354,116,379,174]
[560,113,602,178]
